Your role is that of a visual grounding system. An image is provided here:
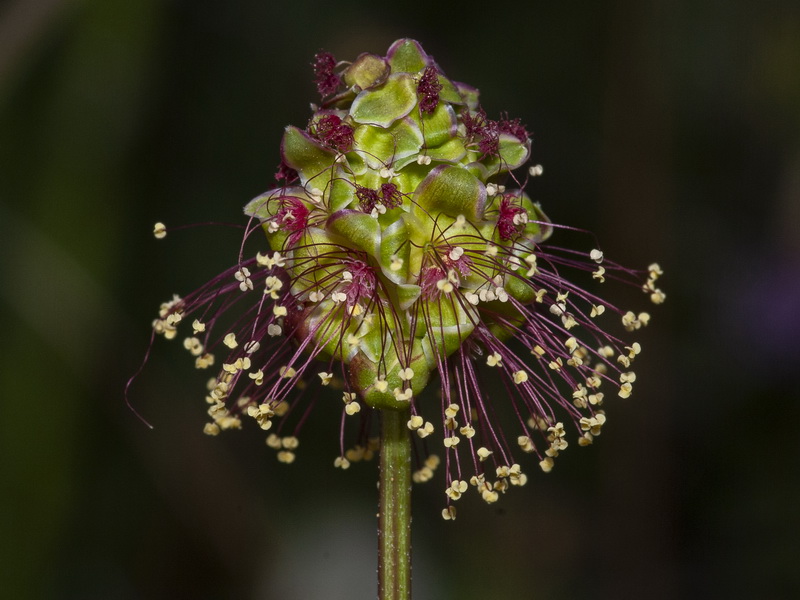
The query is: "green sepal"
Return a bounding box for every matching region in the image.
[386,39,430,74]
[504,271,538,304]
[344,53,390,91]
[454,81,480,110]
[326,210,381,258]
[281,126,337,185]
[414,164,486,222]
[416,295,477,359]
[438,75,465,105]
[289,227,343,291]
[349,340,431,410]
[379,217,411,283]
[409,102,456,148]
[351,73,417,128]
[353,117,423,170]
[425,137,467,163]
[397,284,421,311]
[480,135,531,176]
[328,169,356,212]
[476,300,525,343]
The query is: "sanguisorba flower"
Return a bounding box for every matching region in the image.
[144,39,664,519]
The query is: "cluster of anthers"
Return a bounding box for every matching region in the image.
[138,39,664,520]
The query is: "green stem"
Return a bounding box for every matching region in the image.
[378,407,412,600]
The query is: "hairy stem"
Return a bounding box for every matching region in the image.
[378,407,412,600]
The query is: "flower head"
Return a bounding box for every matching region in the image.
[135,39,664,518]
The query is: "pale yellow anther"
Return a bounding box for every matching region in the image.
[517,435,535,453]
[244,340,260,354]
[444,403,459,418]
[435,278,454,294]
[464,291,480,305]
[407,415,424,430]
[478,288,497,302]
[202,422,220,436]
[486,351,503,367]
[593,266,606,282]
[195,353,215,369]
[318,371,333,386]
[586,374,602,388]
[548,358,563,371]
[277,450,296,464]
[485,245,499,257]
[448,246,464,261]
[486,183,499,196]
[279,365,296,379]
[267,324,282,337]
[417,421,434,438]
[443,435,460,448]
[626,342,642,358]
[590,249,604,263]
[345,402,361,415]
[417,154,432,166]
[539,457,554,473]
[567,355,584,367]
[618,382,633,398]
[549,302,566,317]
[389,255,404,271]
[183,337,204,356]
[445,479,468,500]
[561,314,578,330]
[459,424,475,439]
[529,164,544,176]
[379,167,396,179]
[565,337,578,353]
[598,345,614,358]
[334,456,351,469]
[191,319,206,334]
[373,377,389,393]
[331,291,347,304]
[589,392,604,405]
[153,222,167,239]
[248,369,264,385]
[223,333,238,349]
[393,387,413,402]
[442,506,457,520]
[513,370,529,384]
[578,433,594,446]
[481,489,499,504]
[590,304,606,318]
[531,344,546,358]
[620,371,637,384]
[308,291,324,302]
[273,305,288,317]
[398,367,414,381]
[477,446,492,461]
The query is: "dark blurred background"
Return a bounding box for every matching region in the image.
[1,1,799,598]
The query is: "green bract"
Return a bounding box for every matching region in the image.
[244,39,551,410]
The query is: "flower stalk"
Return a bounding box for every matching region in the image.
[378,407,412,600]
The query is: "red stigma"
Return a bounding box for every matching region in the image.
[309,114,354,153]
[313,51,341,98]
[356,185,380,212]
[275,196,310,245]
[497,195,527,240]
[497,113,529,142]
[417,66,442,114]
[380,183,402,209]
